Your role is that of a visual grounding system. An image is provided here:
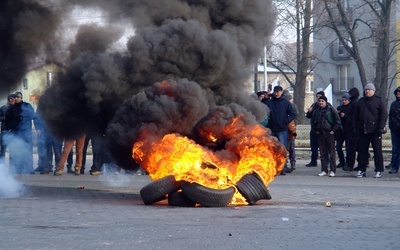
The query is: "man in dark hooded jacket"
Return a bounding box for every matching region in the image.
[342,87,360,172]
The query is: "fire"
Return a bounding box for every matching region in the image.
[132,113,287,205]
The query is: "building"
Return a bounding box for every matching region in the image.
[313,0,399,107]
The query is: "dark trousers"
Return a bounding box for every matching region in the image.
[347,133,359,168]
[9,130,34,173]
[358,133,383,172]
[0,131,7,161]
[309,131,319,163]
[336,133,349,165]
[318,132,336,173]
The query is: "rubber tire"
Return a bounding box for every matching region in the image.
[168,190,197,207]
[182,182,235,207]
[140,175,182,205]
[236,173,272,205]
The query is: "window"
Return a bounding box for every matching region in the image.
[22,78,28,89]
[338,40,344,55]
[306,81,313,93]
[338,65,349,91]
[47,71,59,86]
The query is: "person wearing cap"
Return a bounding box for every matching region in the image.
[388,87,400,174]
[265,86,296,175]
[352,83,388,178]
[335,93,351,169]
[0,94,16,163]
[342,87,360,172]
[311,95,341,177]
[5,91,37,174]
[305,91,325,167]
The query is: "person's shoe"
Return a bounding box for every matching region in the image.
[388,168,398,174]
[336,163,344,168]
[67,168,74,174]
[290,162,296,170]
[279,170,286,175]
[54,169,63,176]
[40,169,52,174]
[80,169,85,175]
[385,163,392,169]
[34,167,43,172]
[342,165,353,172]
[329,171,335,177]
[356,170,366,178]
[90,170,101,175]
[74,171,81,176]
[318,171,327,177]
[374,172,382,178]
[306,162,317,167]
[283,167,292,173]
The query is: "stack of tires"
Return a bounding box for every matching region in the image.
[140,173,271,207]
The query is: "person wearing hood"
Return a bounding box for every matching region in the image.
[342,87,360,172]
[335,93,351,169]
[352,83,388,178]
[266,86,296,174]
[388,87,400,174]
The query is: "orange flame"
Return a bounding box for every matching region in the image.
[132,115,287,205]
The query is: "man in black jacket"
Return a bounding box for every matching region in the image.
[352,83,388,178]
[5,92,36,174]
[388,87,400,174]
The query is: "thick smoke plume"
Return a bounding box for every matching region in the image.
[2,0,277,170]
[0,0,60,91]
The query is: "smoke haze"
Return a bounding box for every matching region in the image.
[1,0,276,170]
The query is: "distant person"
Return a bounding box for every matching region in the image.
[305,91,325,167]
[266,86,296,175]
[352,83,387,178]
[312,95,341,177]
[335,93,351,169]
[388,87,400,174]
[5,91,36,174]
[284,93,298,171]
[342,87,360,172]
[0,94,16,164]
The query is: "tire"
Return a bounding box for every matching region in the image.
[140,175,182,205]
[182,182,235,207]
[168,190,197,207]
[236,173,272,205]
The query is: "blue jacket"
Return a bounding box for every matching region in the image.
[266,96,296,132]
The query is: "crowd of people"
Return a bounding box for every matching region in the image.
[1,84,399,178]
[256,83,398,178]
[0,92,145,176]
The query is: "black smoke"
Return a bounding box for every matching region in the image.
[0,0,60,91]
[12,0,276,170]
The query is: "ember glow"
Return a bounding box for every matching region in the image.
[133,110,287,205]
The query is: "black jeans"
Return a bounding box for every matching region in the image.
[309,131,319,163]
[357,133,383,172]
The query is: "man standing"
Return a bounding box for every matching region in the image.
[0,94,16,164]
[305,91,325,167]
[5,91,36,174]
[352,83,388,178]
[266,86,296,174]
[388,87,400,174]
[343,87,360,172]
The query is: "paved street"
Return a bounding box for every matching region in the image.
[0,156,399,250]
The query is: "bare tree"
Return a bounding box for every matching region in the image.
[267,0,313,124]
[319,0,396,100]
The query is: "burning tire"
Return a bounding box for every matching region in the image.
[236,172,272,205]
[182,182,235,207]
[140,175,182,205]
[168,190,197,207]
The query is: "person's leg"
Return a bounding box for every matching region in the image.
[390,131,400,173]
[356,134,370,174]
[318,134,328,174]
[335,138,345,167]
[328,135,336,173]
[370,133,384,173]
[74,134,87,174]
[56,139,74,175]
[306,131,318,166]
